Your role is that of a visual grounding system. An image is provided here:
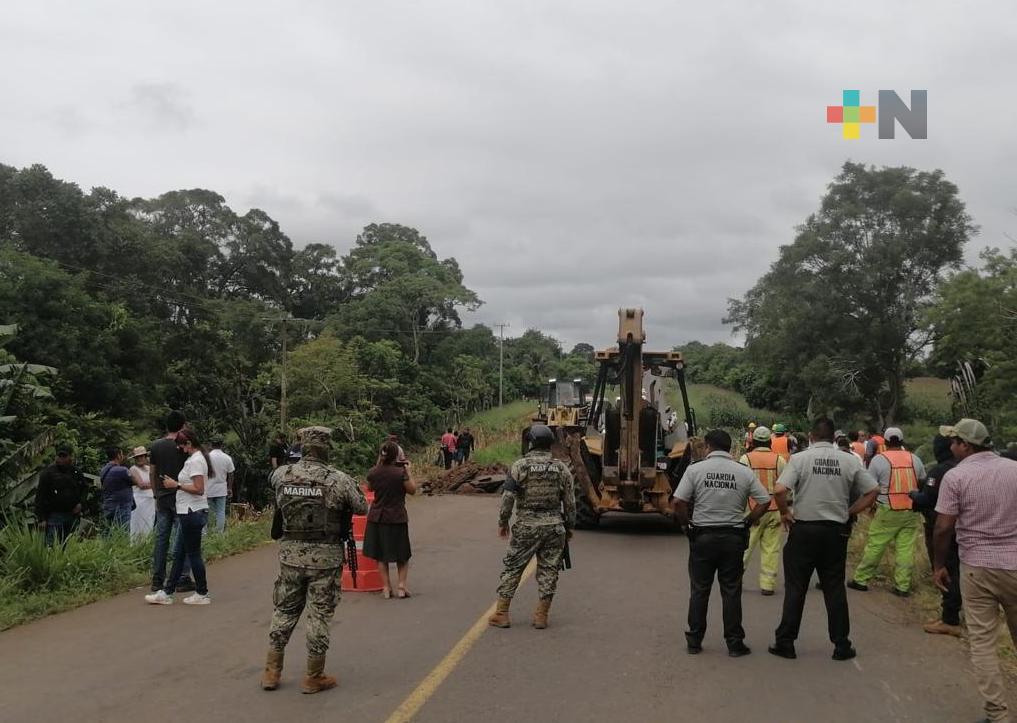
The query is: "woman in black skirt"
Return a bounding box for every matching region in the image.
[363,441,417,598]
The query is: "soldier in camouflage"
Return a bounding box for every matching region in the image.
[260,426,367,694]
[488,423,576,630]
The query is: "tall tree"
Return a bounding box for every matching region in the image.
[727,162,974,425]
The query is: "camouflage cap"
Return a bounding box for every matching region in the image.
[298,426,332,448]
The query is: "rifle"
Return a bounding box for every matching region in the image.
[345,532,358,588]
[560,539,572,571]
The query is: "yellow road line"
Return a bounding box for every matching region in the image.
[384,558,538,723]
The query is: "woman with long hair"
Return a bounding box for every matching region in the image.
[145,428,215,606]
[363,440,417,598]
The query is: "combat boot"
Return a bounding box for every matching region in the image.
[301,655,338,694]
[532,598,552,629]
[488,598,511,628]
[261,649,284,691]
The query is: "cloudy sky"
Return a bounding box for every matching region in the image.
[2,1,1015,349]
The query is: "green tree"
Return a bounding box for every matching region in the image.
[727,162,974,425]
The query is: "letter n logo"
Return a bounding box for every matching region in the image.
[878,90,927,139]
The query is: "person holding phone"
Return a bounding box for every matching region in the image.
[145,429,215,606]
[364,441,417,598]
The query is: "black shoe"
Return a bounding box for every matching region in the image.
[846,580,868,592]
[761,589,775,596]
[728,643,751,658]
[768,644,797,659]
[832,646,857,661]
[176,578,196,592]
[891,587,911,598]
[686,644,703,655]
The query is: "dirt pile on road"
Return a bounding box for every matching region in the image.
[422,462,508,495]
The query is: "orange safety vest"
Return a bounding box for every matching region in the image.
[850,441,866,458]
[770,435,791,461]
[746,449,779,511]
[881,449,918,511]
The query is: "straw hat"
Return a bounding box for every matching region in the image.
[127,445,149,460]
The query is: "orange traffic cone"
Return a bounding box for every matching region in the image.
[342,489,384,592]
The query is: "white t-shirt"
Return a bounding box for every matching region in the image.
[176,451,210,514]
[130,464,153,499]
[206,449,235,499]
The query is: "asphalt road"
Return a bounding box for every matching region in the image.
[0,495,986,722]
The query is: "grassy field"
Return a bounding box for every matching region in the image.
[413,401,535,472]
[0,515,271,630]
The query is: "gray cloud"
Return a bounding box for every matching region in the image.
[0,0,1013,350]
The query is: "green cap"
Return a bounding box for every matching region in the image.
[773,423,787,434]
[939,419,992,447]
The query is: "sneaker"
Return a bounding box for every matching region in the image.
[145,590,173,605]
[183,593,211,606]
[923,619,962,637]
[891,587,911,598]
[846,580,869,592]
[832,645,857,661]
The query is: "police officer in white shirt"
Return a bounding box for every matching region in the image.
[769,417,878,662]
[673,429,773,657]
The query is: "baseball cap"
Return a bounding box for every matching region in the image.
[883,427,904,442]
[939,418,992,447]
[752,426,772,442]
[773,423,787,434]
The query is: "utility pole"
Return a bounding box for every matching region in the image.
[263,315,317,433]
[495,322,510,407]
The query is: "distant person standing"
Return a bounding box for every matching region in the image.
[770,424,793,461]
[207,439,235,533]
[740,426,788,596]
[458,428,475,463]
[128,446,155,541]
[34,446,84,546]
[269,432,288,470]
[149,411,192,592]
[934,419,1017,723]
[769,418,878,661]
[909,434,961,636]
[848,431,866,460]
[440,428,457,470]
[675,429,772,656]
[100,446,134,533]
[848,427,925,597]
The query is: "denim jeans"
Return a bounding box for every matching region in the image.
[151,505,190,590]
[206,496,227,534]
[44,511,78,546]
[164,509,208,596]
[103,501,132,535]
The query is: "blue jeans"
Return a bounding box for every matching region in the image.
[103,501,132,535]
[151,505,190,590]
[206,496,227,534]
[165,510,208,596]
[44,511,78,546]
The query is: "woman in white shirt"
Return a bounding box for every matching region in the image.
[145,429,215,606]
[128,446,155,541]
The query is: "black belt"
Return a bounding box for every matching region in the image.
[693,525,745,533]
[794,519,849,527]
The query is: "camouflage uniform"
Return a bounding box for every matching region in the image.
[496,450,576,600]
[268,427,367,656]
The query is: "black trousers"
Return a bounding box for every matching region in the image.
[923,523,962,625]
[774,521,851,649]
[686,527,747,647]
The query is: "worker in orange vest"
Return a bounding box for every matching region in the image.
[770,423,794,461]
[848,427,925,596]
[740,426,787,596]
[848,431,866,460]
[744,422,757,453]
[864,430,886,466]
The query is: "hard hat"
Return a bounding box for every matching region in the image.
[526,424,554,450]
[773,423,787,434]
[748,422,757,429]
[753,426,772,442]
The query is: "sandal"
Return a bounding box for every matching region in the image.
[396,588,411,599]
[382,588,392,599]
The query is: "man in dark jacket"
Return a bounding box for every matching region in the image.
[909,434,961,636]
[35,447,85,546]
